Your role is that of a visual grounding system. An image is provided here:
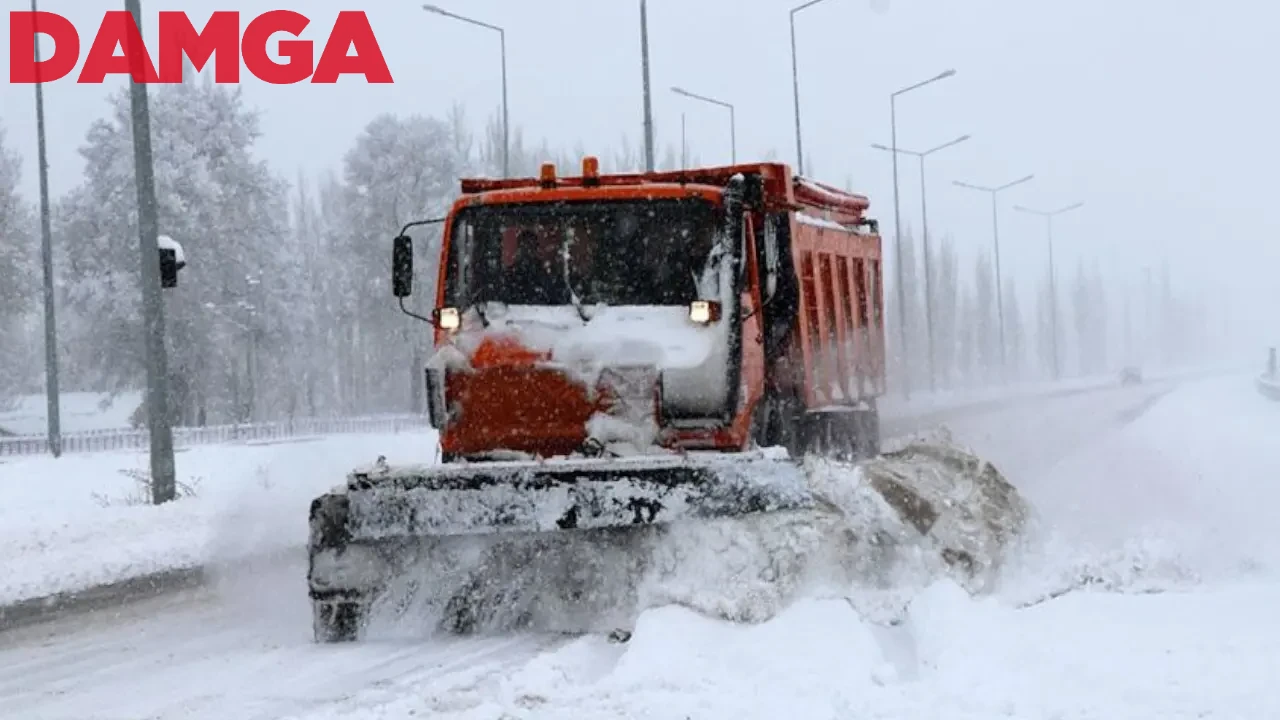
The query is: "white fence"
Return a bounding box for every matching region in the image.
[0,414,433,458]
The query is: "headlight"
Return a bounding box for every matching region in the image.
[689,300,721,324]
[434,306,461,330]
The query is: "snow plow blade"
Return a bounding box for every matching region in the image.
[307,451,814,642]
[307,435,1033,644]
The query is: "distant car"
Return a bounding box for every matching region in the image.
[1119,366,1143,385]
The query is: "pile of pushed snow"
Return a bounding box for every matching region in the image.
[638,430,1031,624]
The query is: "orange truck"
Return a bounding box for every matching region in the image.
[307,158,886,641]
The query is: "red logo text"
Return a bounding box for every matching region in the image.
[9,10,393,84]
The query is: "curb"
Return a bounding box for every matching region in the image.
[0,566,208,633]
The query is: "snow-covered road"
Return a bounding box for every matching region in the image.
[0,554,568,720]
[5,376,1275,719]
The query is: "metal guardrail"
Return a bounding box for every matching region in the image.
[0,414,433,458]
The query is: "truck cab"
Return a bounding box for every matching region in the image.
[392,157,884,463]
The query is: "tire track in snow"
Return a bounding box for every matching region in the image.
[0,572,568,720]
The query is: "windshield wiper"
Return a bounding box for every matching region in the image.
[464,300,492,328]
[560,240,590,323]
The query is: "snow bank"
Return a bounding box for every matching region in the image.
[903,578,1280,717]
[0,430,437,605]
[513,599,887,717]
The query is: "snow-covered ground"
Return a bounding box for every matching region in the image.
[0,390,142,436]
[3,375,1278,718]
[0,430,437,605]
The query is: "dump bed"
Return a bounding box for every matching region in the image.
[787,180,887,407]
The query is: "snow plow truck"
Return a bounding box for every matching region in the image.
[307,158,890,642]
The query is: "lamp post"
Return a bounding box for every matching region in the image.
[124,0,177,504]
[1013,201,1084,381]
[422,4,508,177]
[952,173,1035,375]
[29,0,61,458]
[671,86,735,164]
[870,133,970,391]
[789,0,839,176]
[887,68,956,398]
[639,0,654,171]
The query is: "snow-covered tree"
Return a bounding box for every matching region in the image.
[1036,272,1057,379]
[1071,260,1110,376]
[973,252,998,382]
[1003,279,1025,381]
[956,283,976,387]
[884,226,921,391]
[0,124,37,403]
[932,235,960,387]
[325,111,470,413]
[54,79,291,424]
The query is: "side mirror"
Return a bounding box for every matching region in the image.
[157,235,186,289]
[392,235,413,298]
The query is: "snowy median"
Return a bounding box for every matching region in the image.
[0,430,438,610]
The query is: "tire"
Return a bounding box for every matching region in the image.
[313,599,364,643]
[852,408,881,459]
[776,397,806,459]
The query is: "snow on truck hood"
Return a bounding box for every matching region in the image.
[440,304,723,373]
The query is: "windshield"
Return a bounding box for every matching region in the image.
[442,197,723,308]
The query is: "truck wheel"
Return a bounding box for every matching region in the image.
[852,408,881,458]
[749,400,771,449]
[313,599,364,643]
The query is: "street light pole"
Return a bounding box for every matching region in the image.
[422,4,509,177]
[639,0,655,171]
[670,86,735,164]
[789,0,836,176]
[1013,201,1084,382]
[124,0,177,504]
[30,0,61,458]
[886,69,956,399]
[952,173,1035,377]
[871,134,969,392]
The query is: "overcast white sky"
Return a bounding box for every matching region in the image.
[3,0,1277,349]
